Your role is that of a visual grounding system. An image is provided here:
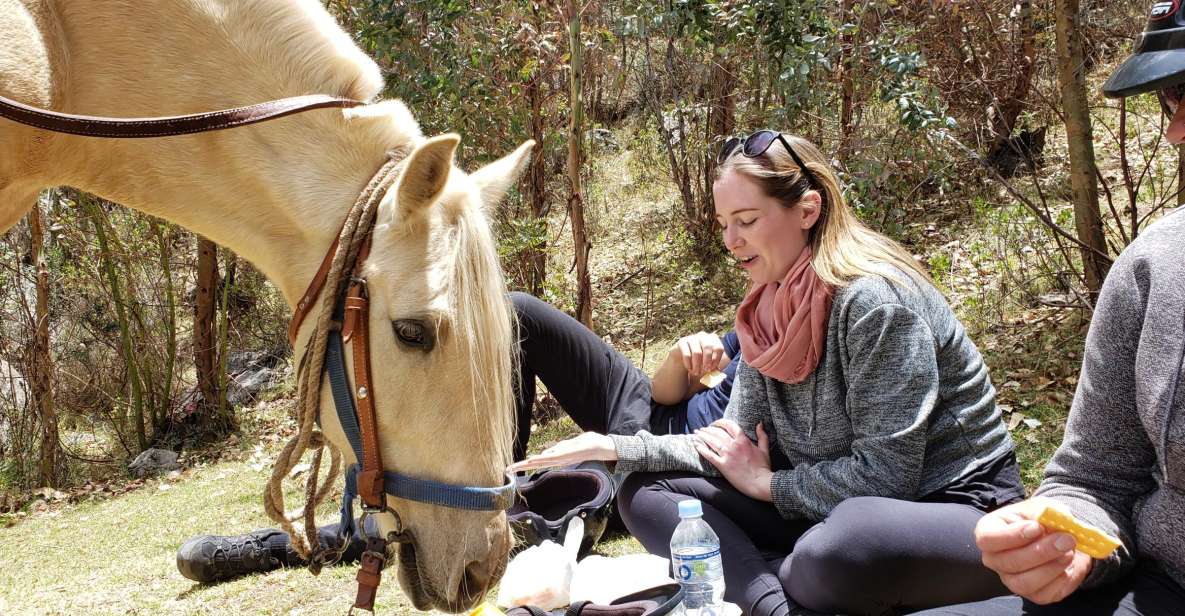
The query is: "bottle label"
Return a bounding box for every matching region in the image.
[673,548,721,582]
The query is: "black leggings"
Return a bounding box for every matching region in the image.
[511,291,686,459]
[911,561,1185,616]
[618,472,1011,616]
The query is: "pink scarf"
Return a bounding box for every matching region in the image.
[735,248,833,384]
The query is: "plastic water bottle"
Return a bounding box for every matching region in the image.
[670,499,725,616]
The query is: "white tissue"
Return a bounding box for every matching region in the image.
[495,517,584,610]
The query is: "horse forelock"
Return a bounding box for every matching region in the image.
[446,204,516,467]
[367,192,516,469]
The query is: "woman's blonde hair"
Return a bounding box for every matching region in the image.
[715,133,930,288]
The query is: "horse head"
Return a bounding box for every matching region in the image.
[320,134,533,611]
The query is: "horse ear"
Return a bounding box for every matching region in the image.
[395,134,460,218]
[470,140,535,209]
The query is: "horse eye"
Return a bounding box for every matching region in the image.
[393,319,434,352]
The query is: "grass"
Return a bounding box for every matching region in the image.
[1011,403,1069,490]
[0,410,638,615]
[0,449,444,615]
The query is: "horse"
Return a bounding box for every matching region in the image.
[0,0,531,611]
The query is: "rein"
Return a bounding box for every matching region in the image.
[0,92,362,138]
[1,93,517,612]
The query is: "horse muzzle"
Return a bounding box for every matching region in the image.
[395,519,511,613]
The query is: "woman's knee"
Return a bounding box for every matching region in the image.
[617,472,717,538]
[616,472,668,526]
[615,472,681,555]
[783,497,906,614]
[509,291,536,321]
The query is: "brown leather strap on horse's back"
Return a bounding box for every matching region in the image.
[0,92,363,138]
[0,90,364,346]
[0,91,366,344]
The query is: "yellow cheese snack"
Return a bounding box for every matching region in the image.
[1036,506,1122,559]
[469,602,506,616]
[699,370,726,388]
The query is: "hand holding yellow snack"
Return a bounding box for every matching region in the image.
[1035,505,1122,560]
[975,497,1103,604]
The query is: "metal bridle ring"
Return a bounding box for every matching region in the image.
[359,505,406,542]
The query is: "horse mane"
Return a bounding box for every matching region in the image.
[230,0,384,102]
[241,1,437,179]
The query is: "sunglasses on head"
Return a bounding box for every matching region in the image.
[717,130,819,188]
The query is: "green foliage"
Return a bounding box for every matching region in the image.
[928,252,952,279]
[865,35,955,131]
[334,0,539,159]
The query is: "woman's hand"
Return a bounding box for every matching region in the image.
[694,419,773,502]
[507,432,618,473]
[674,332,728,380]
[975,497,1095,604]
[652,331,730,404]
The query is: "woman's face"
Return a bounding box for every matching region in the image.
[713,169,820,285]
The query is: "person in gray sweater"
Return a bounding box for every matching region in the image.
[511,131,1024,616]
[915,198,1185,616]
[915,8,1185,614]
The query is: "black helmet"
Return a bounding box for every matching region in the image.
[508,461,617,558]
[1104,2,1185,97]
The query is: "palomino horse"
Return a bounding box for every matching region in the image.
[1,0,530,611]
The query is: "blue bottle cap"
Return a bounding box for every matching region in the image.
[677,499,703,518]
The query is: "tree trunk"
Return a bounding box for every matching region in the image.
[152,221,177,434]
[194,237,224,426]
[838,0,857,162]
[987,0,1036,154]
[565,0,592,328]
[28,195,58,487]
[85,195,145,451]
[702,45,737,239]
[216,251,236,426]
[646,34,696,226]
[1055,0,1109,300]
[526,74,549,296]
[752,53,765,117]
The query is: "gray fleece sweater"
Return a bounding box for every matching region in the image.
[1035,209,1185,591]
[611,269,1016,521]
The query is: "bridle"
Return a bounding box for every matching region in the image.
[0,93,517,611]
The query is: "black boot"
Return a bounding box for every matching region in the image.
[176,529,292,583]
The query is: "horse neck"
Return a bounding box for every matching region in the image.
[42,0,397,305]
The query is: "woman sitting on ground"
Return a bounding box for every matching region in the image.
[511,130,1025,616]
